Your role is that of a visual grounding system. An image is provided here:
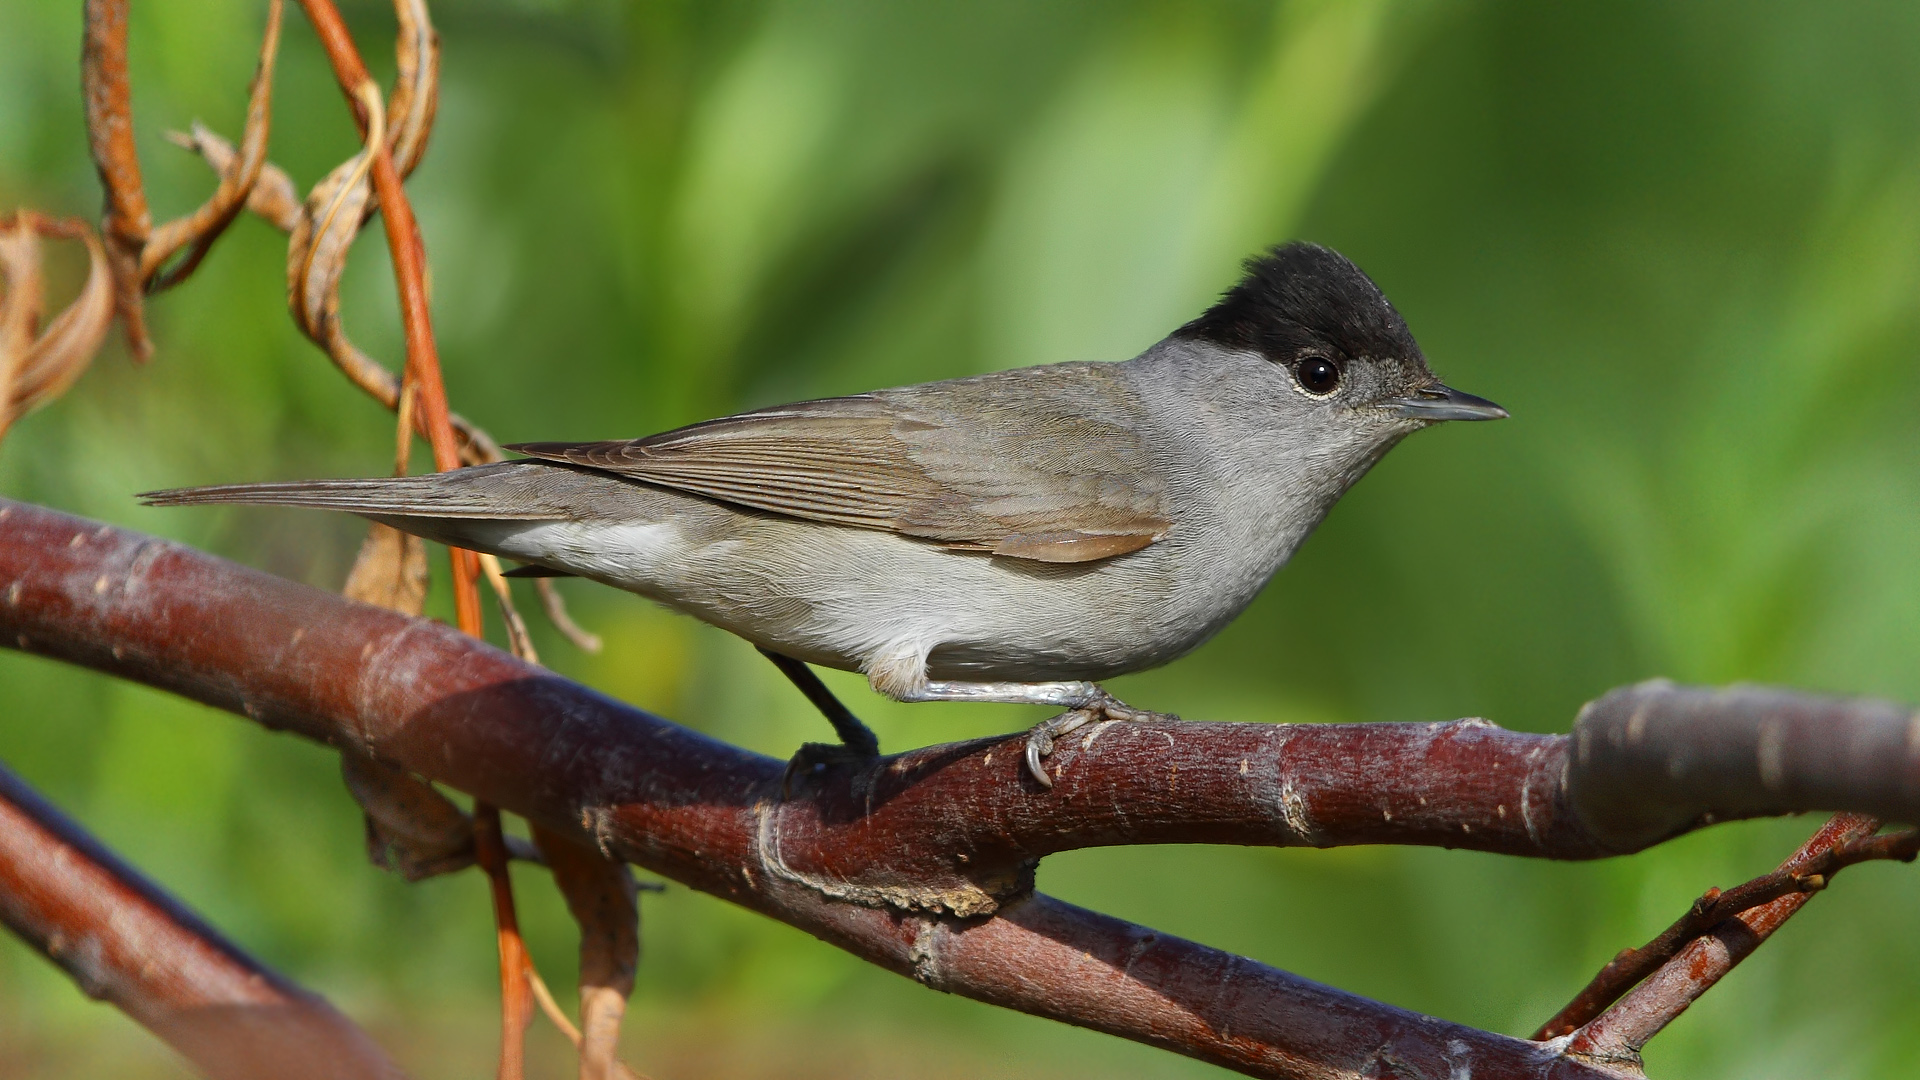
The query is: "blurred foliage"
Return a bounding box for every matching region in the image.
[5,0,1920,1076]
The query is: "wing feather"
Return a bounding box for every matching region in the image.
[508,363,1172,563]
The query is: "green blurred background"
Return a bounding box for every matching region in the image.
[5,0,1920,1075]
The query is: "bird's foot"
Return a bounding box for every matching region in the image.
[781,740,880,799]
[1023,689,1175,788]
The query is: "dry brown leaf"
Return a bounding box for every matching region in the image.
[288,150,374,345]
[388,0,441,181]
[0,216,44,404]
[343,521,430,617]
[1,215,114,439]
[534,824,642,1080]
[283,90,420,445]
[340,752,475,882]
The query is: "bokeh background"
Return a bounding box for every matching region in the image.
[5,0,1920,1076]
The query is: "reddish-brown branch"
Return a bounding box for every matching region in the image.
[1537,818,1919,1040]
[0,759,406,1079]
[0,500,1652,1078]
[7,501,1918,892]
[1563,814,1887,1064]
[80,0,152,359]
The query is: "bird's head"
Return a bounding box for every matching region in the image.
[1175,242,1505,438]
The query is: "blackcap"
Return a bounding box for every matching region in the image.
[145,242,1505,786]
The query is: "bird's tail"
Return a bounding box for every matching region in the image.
[142,461,685,575]
[140,463,567,520]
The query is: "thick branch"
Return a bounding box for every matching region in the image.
[6,498,1918,889]
[1568,681,1920,848]
[0,760,405,1079]
[0,500,1636,1078]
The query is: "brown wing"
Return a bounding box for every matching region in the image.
[507,363,1172,564]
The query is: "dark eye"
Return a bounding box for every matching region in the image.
[1294,356,1341,396]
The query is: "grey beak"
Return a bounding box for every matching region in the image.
[1386,383,1508,422]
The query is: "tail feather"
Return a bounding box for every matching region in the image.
[140,463,569,520]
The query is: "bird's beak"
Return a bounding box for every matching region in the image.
[1385,382,1508,422]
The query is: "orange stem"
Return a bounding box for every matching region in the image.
[295,0,481,638]
[474,803,533,1080]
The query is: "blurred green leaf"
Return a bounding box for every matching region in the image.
[4,1,1920,1076]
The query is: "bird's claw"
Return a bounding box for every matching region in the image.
[1023,691,1172,788]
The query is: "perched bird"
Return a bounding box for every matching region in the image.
[146,242,1503,786]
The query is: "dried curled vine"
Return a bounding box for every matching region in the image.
[24,0,615,1076]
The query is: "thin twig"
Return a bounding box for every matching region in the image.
[525,965,651,1080]
[82,0,287,347]
[480,553,540,664]
[1563,814,1892,1062]
[165,124,303,231]
[537,576,603,654]
[141,0,284,290]
[474,804,534,1080]
[1538,820,1920,1039]
[80,0,151,359]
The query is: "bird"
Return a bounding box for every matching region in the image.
[144,242,1504,787]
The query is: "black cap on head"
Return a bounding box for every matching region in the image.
[1175,242,1426,372]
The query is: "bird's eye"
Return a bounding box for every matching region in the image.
[1294,356,1341,396]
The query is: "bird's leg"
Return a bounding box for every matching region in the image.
[758,649,880,793]
[886,678,1174,788]
[759,648,880,755]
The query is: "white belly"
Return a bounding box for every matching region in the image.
[479,506,1271,684]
